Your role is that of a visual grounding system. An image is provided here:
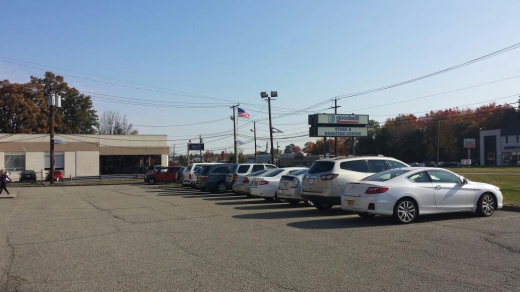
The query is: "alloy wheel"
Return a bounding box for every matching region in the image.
[482,194,495,216]
[397,201,416,223]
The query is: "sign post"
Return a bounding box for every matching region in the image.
[463,138,476,168]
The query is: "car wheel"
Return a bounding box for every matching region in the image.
[264,197,274,202]
[358,213,376,219]
[288,200,299,206]
[476,193,495,217]
[393,198,417,224]
[304,200,314,207]
[216,182,227,194]
[148,178,157,185]
[246,194,253,198]
[313,202,333,211]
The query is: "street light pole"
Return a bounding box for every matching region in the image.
[330,98,341,156]
[261,91,277,164]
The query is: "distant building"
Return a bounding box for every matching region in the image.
[0,134,169,179]
[480,127,520,166]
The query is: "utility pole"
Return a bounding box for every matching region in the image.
[199,135,202,162]
[48,93,60,185]
[49,100,55,184]
[230,104,239,163]
[330,98,341,157]
[437,120,440,166]
[252,121,257,163]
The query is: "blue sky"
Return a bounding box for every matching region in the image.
[1,0,520,155]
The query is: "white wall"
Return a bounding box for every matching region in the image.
[161,154,169,166]
[76,151,100,176]
[64,152,76,178]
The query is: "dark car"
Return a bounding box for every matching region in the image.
[20,170,37,182]
[196,164,232,193]
[144,166,182,185]
[46,170,64,181]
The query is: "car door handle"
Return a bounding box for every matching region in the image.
[434,185,441,190]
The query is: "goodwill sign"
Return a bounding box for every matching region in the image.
[317,114,369,125]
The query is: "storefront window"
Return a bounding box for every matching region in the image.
[4,153,25,171]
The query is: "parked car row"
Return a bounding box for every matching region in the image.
[180,156,504,224]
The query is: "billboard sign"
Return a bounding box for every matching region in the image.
[463,138,476,148]
[316,114,369,125]
[188,143,204,151]
[315,126,368,137]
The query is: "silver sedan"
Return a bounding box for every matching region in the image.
[277,169,313,206]
[341,167,503,224]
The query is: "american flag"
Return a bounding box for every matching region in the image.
[238,108,250,119]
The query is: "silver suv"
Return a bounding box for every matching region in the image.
[226,163,277,189]
[301,156,408,211]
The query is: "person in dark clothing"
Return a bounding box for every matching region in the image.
[0,169,10,195]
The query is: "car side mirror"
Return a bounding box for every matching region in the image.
[461,178,468,185]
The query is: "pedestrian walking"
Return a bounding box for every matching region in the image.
[0,169,10,195]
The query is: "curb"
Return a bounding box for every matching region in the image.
[502,204,520,212]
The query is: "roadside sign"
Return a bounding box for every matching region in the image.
[188,143,204,151]
[314,126,368,137]
[316,114,369,125]
[463,138,476,148]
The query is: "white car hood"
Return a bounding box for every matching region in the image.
[468,181,498,190]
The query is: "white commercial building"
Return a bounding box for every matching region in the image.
[480,127,520,166]
[0,134,169,179]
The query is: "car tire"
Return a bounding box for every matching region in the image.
[358,213,376,219]
[246,194,253,198]
[148,178,157,185]
[264,197,274,202]
[313,202,333,211]
[288,200,299,206]
[476,193,495,217]
[215,182,227,194]
[393,198,418,224]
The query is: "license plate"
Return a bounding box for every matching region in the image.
[308,178,315,184]
[346,200,355,206]
[253,181,258,187]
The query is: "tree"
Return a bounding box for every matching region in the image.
[31,72,98,134]
[0,80,47,133]
[284,144,295,153]
[98,110,138,135]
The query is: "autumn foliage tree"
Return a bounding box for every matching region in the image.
[0,72,99,134]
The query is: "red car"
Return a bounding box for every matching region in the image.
[46,170,64,181]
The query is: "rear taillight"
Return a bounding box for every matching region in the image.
[201,176,208,179]
[259,180,269,185]
[291,179,299,188]
[243,177,249,183]
[189,174,192,179]
[365,187,389,194]
[233,174,238,180]
[320,174,338,180]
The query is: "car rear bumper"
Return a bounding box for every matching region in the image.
[277,189,302,200]
[300,194,341,205]
[340,195,394,215]
[233,184,250,194]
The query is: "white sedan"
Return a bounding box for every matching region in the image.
[341,167,503,224]
[251,167,308,201]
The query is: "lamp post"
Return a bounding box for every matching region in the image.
[437,120,441,166]
[260,91,277,164]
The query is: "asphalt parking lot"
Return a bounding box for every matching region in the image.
[0,185,519,292]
